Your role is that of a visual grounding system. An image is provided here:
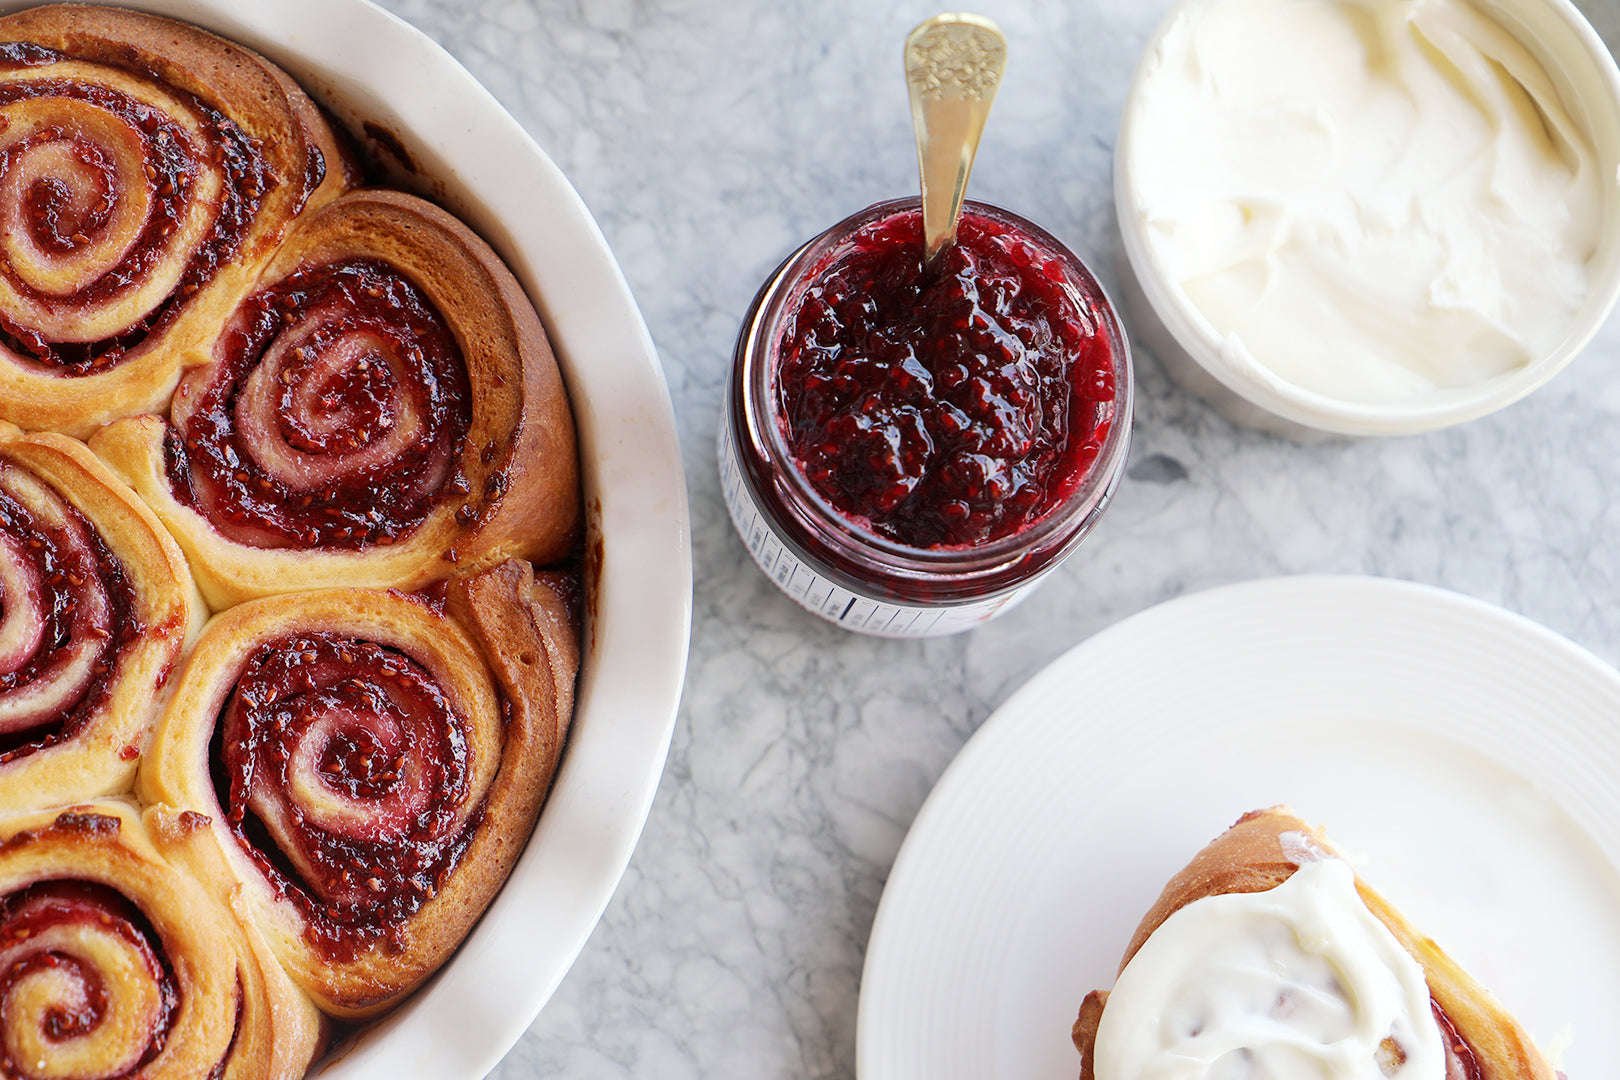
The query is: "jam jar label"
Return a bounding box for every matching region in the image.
[718,422,1034,638]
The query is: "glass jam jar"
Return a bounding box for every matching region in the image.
[719,198,1132,637]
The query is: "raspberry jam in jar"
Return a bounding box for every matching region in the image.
[720,198,1132,637]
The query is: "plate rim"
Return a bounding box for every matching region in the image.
[856,573,1620,1079]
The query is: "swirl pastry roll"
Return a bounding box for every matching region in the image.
[137,558,580,1018]
[1071,807,1558,1080]
[93,188,579,610]
[0,4,352,438]
[0,800,325,1080]
[0,422,200,813]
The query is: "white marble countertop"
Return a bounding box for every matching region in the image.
[372,1,1620,1077]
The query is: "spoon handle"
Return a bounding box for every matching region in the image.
[905,14,1008,267]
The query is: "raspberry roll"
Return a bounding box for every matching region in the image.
[93,188,580,610]
[0,5,352,438]
[137,559,579,1018]
[0,422,200,813]
[0,800,326,1080]
[1071,808,1561,1080]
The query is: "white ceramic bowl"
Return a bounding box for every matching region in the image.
[0,1,693,1077]
[1116,0,1620,438]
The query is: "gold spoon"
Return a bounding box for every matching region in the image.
[905,13,1008,269]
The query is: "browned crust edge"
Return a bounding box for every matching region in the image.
[445,558,581,882]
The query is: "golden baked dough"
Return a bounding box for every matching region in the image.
[136,558,579,1019]
[93,187,580,610]
[1071,806,1558,1080]
[0,421,202,811]
[0,799,326,1080]
[0,4,586,1062]
[0,4,352,438]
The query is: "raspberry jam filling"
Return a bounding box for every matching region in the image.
[0,456,141,762]
[1434,1000,1483,1080]
[218,632,476,960]
[776,207,1117,549]
[166,258,472,551]
[0,44,277,372]
[0,880,179,1077]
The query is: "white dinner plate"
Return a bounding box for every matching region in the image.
[857,575,1620,1079]
[0,2,692,1078]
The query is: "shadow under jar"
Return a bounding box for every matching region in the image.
[721,198,1132,638]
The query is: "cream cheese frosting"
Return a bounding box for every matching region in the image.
[1125,0,1603,403]
[1092,857,1444,1080]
